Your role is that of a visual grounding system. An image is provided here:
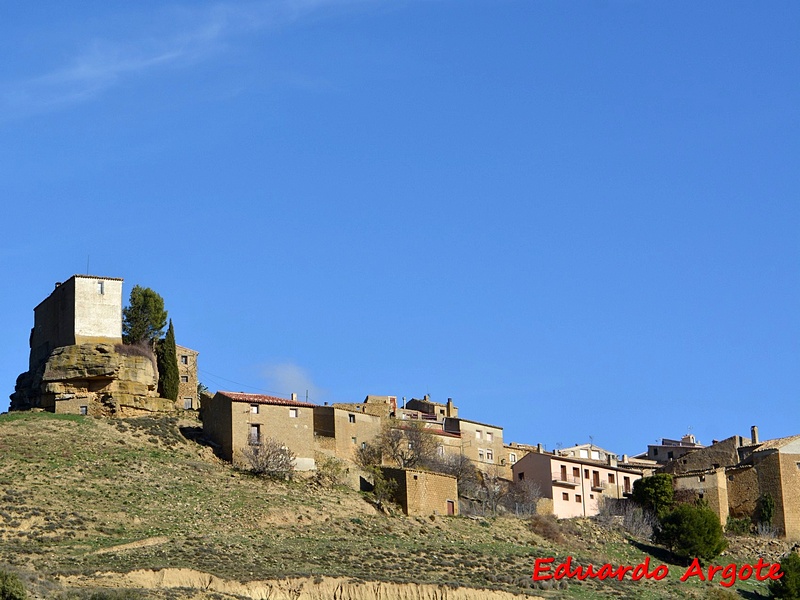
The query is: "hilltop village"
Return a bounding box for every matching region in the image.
[8,274,800,541]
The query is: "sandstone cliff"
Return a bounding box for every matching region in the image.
[10,343,173,416]
[63,571,541,600]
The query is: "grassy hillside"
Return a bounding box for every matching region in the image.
[0,412,788,599]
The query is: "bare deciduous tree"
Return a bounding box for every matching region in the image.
[360,422,438,469]
[240,438,295,480]
[505,478,542,516]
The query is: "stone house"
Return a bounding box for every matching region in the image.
[202,391,317,471]
[405,396,458,420]
[637,434,705,464]
[661,427,800,540]
[175,345,199,410]
[313,405,383,462]
[381,467,459,516]
[442,417,507,476]
[512,450,642,519]
[659,434,749,475]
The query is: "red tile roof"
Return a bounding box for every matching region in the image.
[216,391,316,408]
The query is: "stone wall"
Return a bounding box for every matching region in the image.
[754,452,785,536]
[778,452,800,540]
[726,465,759,520]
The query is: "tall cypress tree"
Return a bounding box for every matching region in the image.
[157,319,179,401]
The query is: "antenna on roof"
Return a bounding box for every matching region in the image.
[86,255,90,275]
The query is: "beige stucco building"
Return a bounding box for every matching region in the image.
[202,391,317,471]
[29,275,124,369]
[512,450,642,519]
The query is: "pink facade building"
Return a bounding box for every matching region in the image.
[512,450,643,518]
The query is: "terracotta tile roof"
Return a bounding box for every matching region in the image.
[216,390,316,408]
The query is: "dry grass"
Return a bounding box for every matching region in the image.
[0,412,789,599]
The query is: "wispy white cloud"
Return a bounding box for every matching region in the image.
[260,361,326,402]
[0,0,365,119]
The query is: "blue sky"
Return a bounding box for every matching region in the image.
[2,1,798,455]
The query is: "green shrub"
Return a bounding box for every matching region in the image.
[725,516,752,535]
[313,454,347,488]
[769,551,800,599]
[0,570,26,600]
[631,474,674,519]
[657,503,727,563]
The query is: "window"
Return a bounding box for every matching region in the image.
[348,414,356,423]
[575,495,582,503]
[351,437,357,445]
[608,473,615,484]
[699,475,706,482]
[249,424,260,444]
[183,397,193,410]
[289,408,298,418]
[250,404,259,414]
[486,450,494,462]
[591,451,600,460]
[478,450,484,461]
[518,473,525,481]
[573,467,580,478]
[437,445,444,457]
[653,448,659,456]
[624,476,631,493]
[79,406,88,415]
[180,355,188,365]
[97,281,104,295]
[583,468,589,478]
[486,432,493,442]
[476,430,482,440]
[667,451,674,460]
[590,494,594,499]
[361,442,367,449]
[562,492,569,501]
[180,375,189,383]
[509,452,517,464]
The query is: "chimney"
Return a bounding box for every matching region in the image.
[621,454,628,464]
[446,398,454,417]
[751,426,759,445]
[608,455,618,467]
[536,443,543,453]
[291,392,297,402]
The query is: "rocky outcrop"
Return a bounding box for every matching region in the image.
[10,343,173,416]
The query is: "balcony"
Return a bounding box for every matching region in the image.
[591,481,607,492]
[552,472,580,487]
